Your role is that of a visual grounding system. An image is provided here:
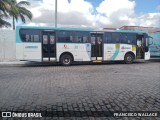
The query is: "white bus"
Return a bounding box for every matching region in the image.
[16,26,150,66]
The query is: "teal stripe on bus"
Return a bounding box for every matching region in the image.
[112,44,120,60]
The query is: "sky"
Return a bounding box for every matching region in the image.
[15,0,160,29]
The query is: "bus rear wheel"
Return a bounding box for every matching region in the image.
[60,54,73,66]
[124,54,133,64]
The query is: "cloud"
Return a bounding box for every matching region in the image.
[96,0,135,17]
[26,0,95,27]
[136,13,160,27]
[95,0,136,27]
[12,0,160,28]
[95,0,160,28]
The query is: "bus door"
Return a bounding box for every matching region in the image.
[144,33,150,60]
[42,31,56,61]
[136,34,146,59]
[90,32,103,61]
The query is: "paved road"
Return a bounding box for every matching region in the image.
[0,61,160,119]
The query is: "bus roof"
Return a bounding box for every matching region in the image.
[16,26,94,31]
[16,26,149,34]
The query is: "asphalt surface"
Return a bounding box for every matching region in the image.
[0,61,160,120]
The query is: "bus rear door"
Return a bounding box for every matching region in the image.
[42,31,56,62]
[90,32,103,62]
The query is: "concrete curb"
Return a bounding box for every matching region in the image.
[0,61,58,67]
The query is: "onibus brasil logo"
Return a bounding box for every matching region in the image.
[1,112,42,118]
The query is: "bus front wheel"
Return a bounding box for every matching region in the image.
[60,54,73,66]
[124,54,133,64]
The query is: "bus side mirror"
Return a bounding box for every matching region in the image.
[149,36,153,45]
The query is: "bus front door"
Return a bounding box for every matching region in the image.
[90,33,103,62]
[136,34,145,59]
[42,31,56,62]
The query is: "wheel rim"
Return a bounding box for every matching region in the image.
[127,56,132,62]
[63,57,70,64]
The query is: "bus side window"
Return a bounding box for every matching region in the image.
[104,32,112,43]
[83,36,88,43]
[57,31,75,43]
[120,33,128,44]
[74,33,80,43]
[31,35,34,42]
[112,33,120,43]
[26,35,30,42]
[43,35,48,44]
[91,36,96,45]
[74,32,89,43]
[97,37,102,44]
[121,33,136,45]
[78,37,82,43]
[34,35,39,42]
[128,33,136,45]
[50,35,55,44]
[70,36,73,42]
[20,29,40,42]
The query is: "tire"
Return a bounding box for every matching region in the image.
[60,54,73,66]
[124,54,133,64]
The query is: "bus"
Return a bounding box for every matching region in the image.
[16,26,150,66]
[149,31,160,58]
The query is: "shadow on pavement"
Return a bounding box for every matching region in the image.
[20,60,148,67]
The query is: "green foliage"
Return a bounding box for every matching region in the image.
[0,0,11,27]
[0,13,11,27]
[0,0,32,29]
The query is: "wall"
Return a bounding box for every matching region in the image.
[0,30,16,62]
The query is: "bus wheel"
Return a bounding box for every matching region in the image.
[60,54,73,66]
[124,54,133,64]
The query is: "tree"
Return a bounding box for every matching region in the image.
[9,0,32,29]
[0,0,10,14]
[0,0,11,27]
[0,13,11,27]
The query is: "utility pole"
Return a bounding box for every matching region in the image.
[159,8,160,28]
[55,0,71,28]
[55,0,57,28]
